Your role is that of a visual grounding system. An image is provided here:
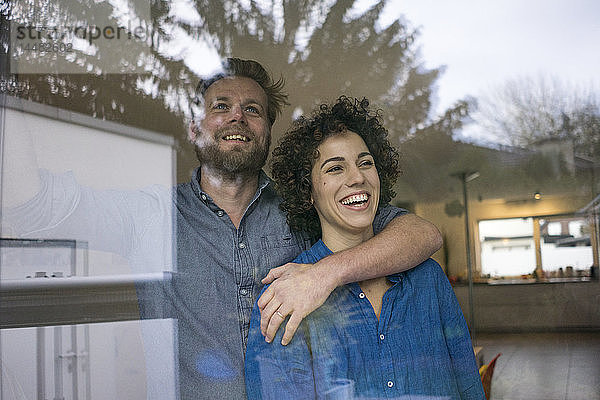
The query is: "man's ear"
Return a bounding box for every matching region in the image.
[188,121,198,142]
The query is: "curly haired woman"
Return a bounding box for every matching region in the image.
[245,96,484,399]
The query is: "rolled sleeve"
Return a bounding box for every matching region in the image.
[372,204,408,234]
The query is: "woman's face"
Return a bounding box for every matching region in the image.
[311,130,380,237]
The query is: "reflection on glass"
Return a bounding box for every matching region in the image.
[540,217,593,275]
[480,218,535,277]
[1,320,176,400]
[0,238,87,280]
[2,0,599,398]
[1,104,175,276]
[479,216,594,279]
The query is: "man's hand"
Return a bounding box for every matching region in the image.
[258,262,337,345]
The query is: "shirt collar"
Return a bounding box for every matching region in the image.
[312,239,334,259]
[317,240,402,295]
[191,167,271,204]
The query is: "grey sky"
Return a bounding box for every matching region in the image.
[377,0,600,120]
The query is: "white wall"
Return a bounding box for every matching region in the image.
[5,106,174,190]
[1,99,178,400]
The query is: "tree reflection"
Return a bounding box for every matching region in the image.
[473,76,600,159]
[2,0,466,181]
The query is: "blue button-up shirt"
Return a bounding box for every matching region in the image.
[245,240,485,400]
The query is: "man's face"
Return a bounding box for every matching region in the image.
[189,76,271,175]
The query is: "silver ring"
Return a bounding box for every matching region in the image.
[275,311,285,318]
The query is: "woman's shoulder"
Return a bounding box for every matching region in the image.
[404,258,447,282]
[293,239,332,264]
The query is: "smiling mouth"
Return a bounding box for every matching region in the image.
[340,193,370,207]
[223,134,250,142]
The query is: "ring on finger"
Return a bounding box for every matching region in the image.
[275,310,285,318]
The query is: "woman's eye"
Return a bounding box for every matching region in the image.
[326,165,342,173]
[360,160,374,167]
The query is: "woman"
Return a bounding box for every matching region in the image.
[245,97,484,399]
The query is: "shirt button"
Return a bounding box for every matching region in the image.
[239,243,246,249]
[387,381,394,388]
[239,288,248,296]
[358,292,365,299]
[216,210,224,217]
[380,334,385,340]
[201,194,207,201]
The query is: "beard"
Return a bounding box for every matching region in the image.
[193,125,270,176]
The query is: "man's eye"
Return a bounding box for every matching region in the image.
[245,105,260,114]
[213,103,229,110]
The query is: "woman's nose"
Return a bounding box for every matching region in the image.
[346,166,365,186]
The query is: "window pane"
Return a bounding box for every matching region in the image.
[540,217,593,276]
[479,218,535,277]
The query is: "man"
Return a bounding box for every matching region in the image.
[2,58,441,399]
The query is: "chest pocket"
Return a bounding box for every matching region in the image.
[260,234,304,275]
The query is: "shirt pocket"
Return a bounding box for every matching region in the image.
[260,234,304,273]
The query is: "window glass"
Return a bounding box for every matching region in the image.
[540,217,593,275]
[1,0,599,399]
[479,218,535,277]
[479,216,595,279]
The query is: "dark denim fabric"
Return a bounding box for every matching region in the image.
[245,240,485,400]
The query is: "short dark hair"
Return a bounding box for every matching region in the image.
[271,96,401,237]
[194,57,289,126]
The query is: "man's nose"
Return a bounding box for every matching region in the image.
[229,104,247,124]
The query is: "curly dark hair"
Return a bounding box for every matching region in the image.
[271,96,401,237]
[193,57,289,127]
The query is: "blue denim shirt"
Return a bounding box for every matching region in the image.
[245,240,485,400]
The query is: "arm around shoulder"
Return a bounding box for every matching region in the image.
[316,212,442,287]
[256,212,441,345]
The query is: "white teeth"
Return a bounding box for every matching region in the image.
[341,193,369,205]
[224,134,249,142]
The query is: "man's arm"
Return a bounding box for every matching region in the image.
[1,125,170,261]
[257,213,442,344]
